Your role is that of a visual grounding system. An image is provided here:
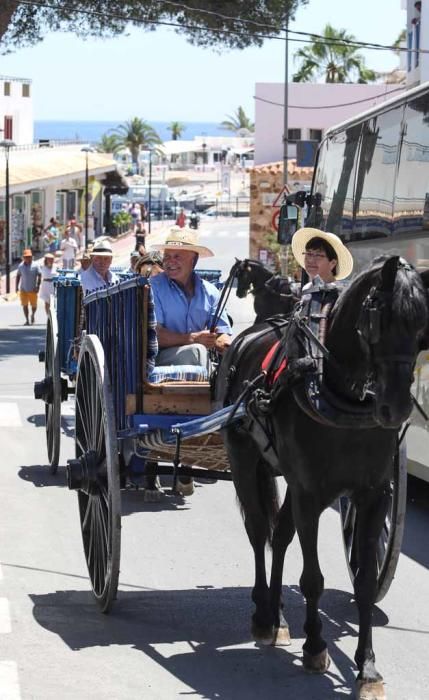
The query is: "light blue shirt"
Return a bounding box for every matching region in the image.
[80,266,119,294]
[150,272,232,335]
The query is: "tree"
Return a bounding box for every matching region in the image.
[293,24,376,84]
[167,122,186,140]
[0,1,306,53]
[220,106,254,133]
[96,133,120,153]
[110,117,161,169]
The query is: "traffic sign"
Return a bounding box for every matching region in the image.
[271,209,280,232]
[271,185,291,208]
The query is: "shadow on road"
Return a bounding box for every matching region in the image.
[18,464,68,488]
[0,326,45,361]
[28,584,388,699]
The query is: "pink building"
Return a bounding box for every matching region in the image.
[254,82,405,165]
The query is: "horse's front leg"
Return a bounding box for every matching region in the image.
[292,487,329,673]
[226,431,277,643]
[269,485,295,646]
[353,487,390,700]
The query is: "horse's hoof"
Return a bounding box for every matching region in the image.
[251,622,275,646]
[272,626,291,646]
[303,648,331,673]
[356,680,386,700]
[176,478,194,496]
[144,488,163,503]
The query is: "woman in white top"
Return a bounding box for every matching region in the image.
[60,229,78,269]
[38,253,57,314]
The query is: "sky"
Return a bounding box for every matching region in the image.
[0,0,406,122]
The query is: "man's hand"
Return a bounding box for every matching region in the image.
[215,333,232,353]
[190,330,218,348]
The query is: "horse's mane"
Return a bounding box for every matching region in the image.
[331,256,427,334]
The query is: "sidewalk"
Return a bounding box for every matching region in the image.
[0,220,169,302]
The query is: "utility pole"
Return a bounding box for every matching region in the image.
[280,6,289,277]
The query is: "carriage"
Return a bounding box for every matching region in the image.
[33,266,407,615]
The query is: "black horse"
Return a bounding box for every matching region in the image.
[219,256,429,699]
[234,258,298,323]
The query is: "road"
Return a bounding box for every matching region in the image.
[1,218,429,699]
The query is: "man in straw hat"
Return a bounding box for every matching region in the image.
[149,226,232,368]
[15,249,41,325]
[291,227,353,287]
[80,239,119,294]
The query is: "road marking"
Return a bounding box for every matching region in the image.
[0,404,21,428]
[0,598,11,633]
[0,661,21,700]
[237,230,248,238]
[0,396,35,401]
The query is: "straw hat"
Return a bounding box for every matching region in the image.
[90,239,113,257]
[44,253,55,260]
[151,226,213,258]
[291,227,353,281]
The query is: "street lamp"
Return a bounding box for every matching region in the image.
[147,149,152,234]
[81,146,94,249]
[202,142,207,172]
[0,139,16,294]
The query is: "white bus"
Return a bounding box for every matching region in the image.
[305,80,429,482]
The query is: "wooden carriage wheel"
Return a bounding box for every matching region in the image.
[339,437,407,603]
[68,334,121,613]
[44,309,61,474]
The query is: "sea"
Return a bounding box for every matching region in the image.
[34,120,227,144]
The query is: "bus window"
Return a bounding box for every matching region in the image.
[311,125,361,240]
[394,94,429,243]
[353,107,403,241]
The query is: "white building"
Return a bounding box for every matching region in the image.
[254,82,405,166]
[158,135,254,170]
[405,0,427,85]
[0,75,33,145]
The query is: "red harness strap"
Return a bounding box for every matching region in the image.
[262,340,288,385]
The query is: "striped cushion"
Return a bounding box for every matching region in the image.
[148,365,208,383]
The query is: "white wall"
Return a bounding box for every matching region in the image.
[406,0,427,85]
[0,76,33,145]
[254,83,405,165]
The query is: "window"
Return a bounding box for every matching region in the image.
[353,107,403,240]
[4,81,10,96]
[415,22,420,68]
[22,83,30,97]
[394,94,429,237]
[4,116,13,140]
[309,129,322,142]
[408,31,413,72]
[287,128,301,143]
[310,124,361,239]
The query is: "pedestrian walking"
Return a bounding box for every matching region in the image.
[38,253,57,315]
[176,208,186,228]
[79,251,91,272]
[15,249,41,325]
[130,202,142,232]
[134,223,146,251]
[65,216,83,250]
[60,229,78,269]
[43,217,60,253]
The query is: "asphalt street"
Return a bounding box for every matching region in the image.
[1,218,429,699]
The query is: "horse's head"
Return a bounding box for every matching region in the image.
[355,256,428,428]
[235,258,253,299]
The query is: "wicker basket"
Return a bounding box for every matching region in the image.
[146,431,230,471]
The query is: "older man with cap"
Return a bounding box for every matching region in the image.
[15,249,42,325]
[80,239,119,294]
[149,226,232,368]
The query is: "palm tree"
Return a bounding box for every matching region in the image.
[167,121,186,140]
[220,106,254,133]
[293,24,376,83]
[96,133,120,153]
[110,117,162,169]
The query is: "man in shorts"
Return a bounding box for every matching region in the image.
[15,249,41,325]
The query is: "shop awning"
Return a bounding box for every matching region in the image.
[0,145,117,194]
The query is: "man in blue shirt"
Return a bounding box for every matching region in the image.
[150,227,232,367]
[80,239,119,294]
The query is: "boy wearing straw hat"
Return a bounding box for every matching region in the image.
[291,227,353,286]
[150,226,232,368]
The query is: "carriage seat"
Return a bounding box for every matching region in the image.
[148,364,208,383]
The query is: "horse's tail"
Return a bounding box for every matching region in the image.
[251,459,280,546]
